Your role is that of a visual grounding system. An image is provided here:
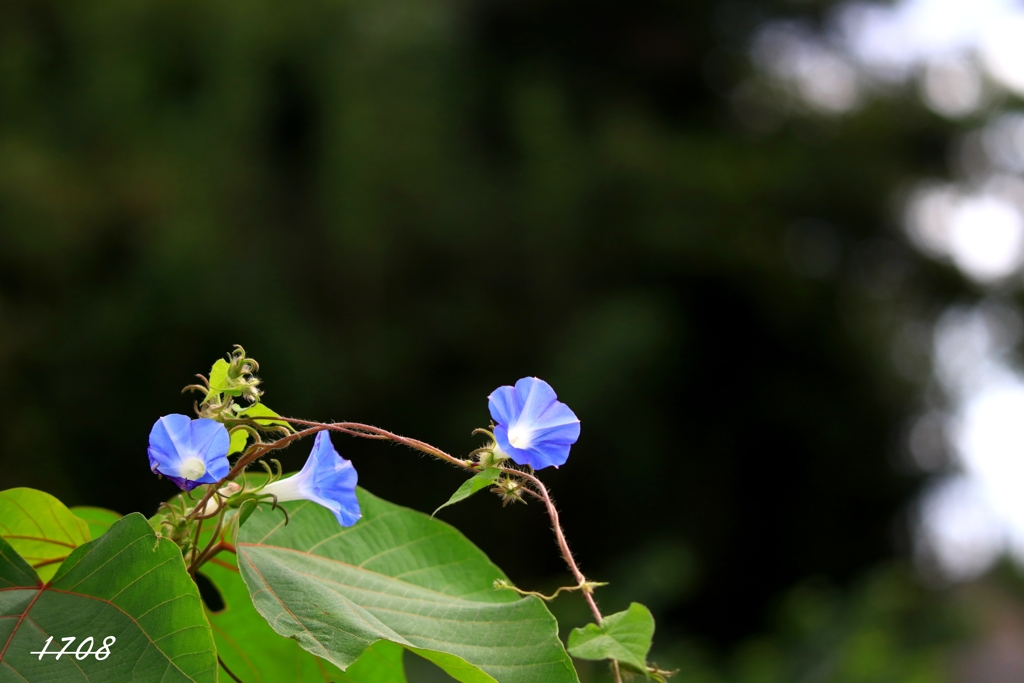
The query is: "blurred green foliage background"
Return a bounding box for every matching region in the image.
[0,0,1013,679]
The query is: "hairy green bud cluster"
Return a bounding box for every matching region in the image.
[470,428,510,469]
[222,346,262,403]
[491,476,525,506]
[184,345,264,421]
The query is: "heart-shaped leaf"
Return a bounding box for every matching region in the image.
[236,488,579,683]
[0,513,217,682]
[199,537,406,682]
[567,602,655,676]
[0,488,89,581]
[70,506,122,541]
[155,481,407,683]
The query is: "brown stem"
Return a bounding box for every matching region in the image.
[190,418,476,521]
[189,507,227,574]
[228,427,323,478]
[188,416,624,682]
[509,467,623,682]
[260,420,608,620]
[218,655,246,683]
[504,468,605,623]
[188,513,206,575]
[277,417,475,470]
[192,542,227,571]
[185,427,323,524]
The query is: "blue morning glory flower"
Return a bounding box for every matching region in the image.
[148,414,231,491]
[261,431,361,527]
[488,377,580,470]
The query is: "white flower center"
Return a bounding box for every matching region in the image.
[180,457,207,481]
[507,425,533,449]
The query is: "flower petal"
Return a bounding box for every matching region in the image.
[495,424,572,469]
[313,463,361,527]
[493,424,533,467]
[166,475,201,492]
[531,399,580,432]
[190,418,229,456]
[513,377,559,427]
[488,378,580,470]
[148,414,193,476]
[527,440,572,469]
[487,385,519,426]
[264,431,362,527]
[189,418,231,482]
[532,420,581,446]
[147,414,230,490]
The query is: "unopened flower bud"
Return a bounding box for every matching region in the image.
[476,448,508,469]
[224,346,262,404]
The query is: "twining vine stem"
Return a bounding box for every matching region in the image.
[218,655,245,683]
[192,415,624,683]
[507,468,627,683]
[505,470,601,620]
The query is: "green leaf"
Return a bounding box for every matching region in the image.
[235,498,258,528]
[567,603,655,676]
[154,481,406,683]
[228,428,248,455]
[237,403,292,430]
[0,487,90,582]
[209,358,243,397]
[340,641,407,682]
[0,536,39,588]
[237,488,579,683]
[0,513,217,682]
[227,405,290,456]
[200,540,406,682]
[433,468,501,516]
[70,506,122,541]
